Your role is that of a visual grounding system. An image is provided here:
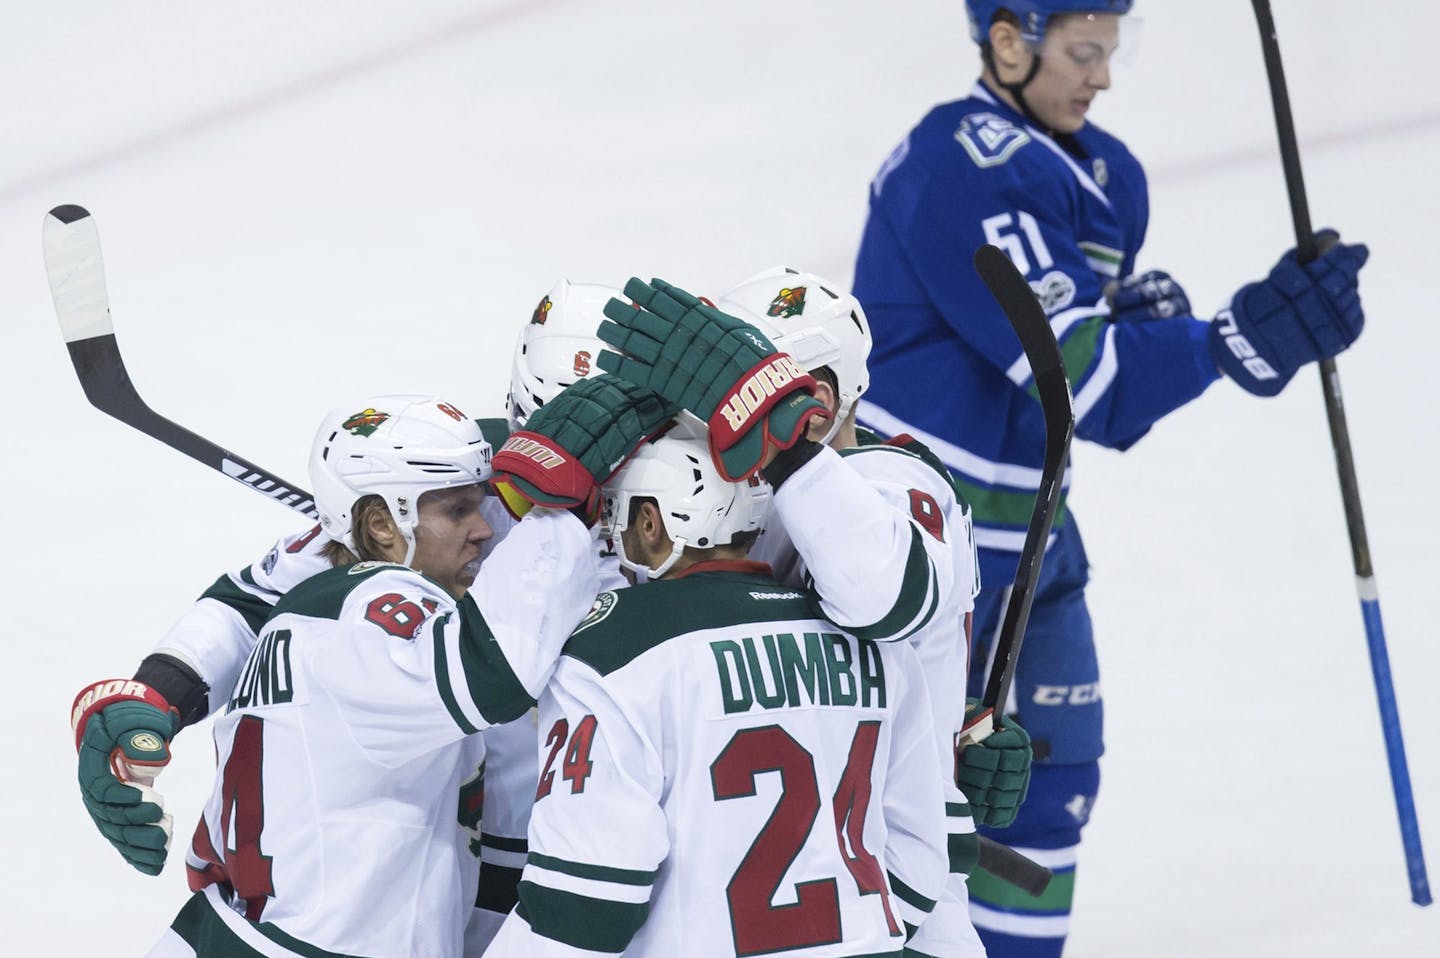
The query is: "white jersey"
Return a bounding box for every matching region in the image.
[485,562,949,958]
[153,509,599,958]
[752,445,945,644]
[755,436,984,956]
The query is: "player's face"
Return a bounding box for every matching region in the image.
[411,483,494,598]
[1028,14,1122,133]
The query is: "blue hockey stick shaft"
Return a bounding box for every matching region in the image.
[1359,586,1431,903]
[1252,0,1430,905]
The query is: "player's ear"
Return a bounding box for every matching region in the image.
[988,19,1028,72]
[813,378,839,417]
[637,500,669,551]
[367,505,403,551]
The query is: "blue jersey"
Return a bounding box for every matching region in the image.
[853,81,1219,572]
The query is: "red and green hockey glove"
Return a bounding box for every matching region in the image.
[597,277,829,481]
[956,699,1033,829]
[72,679,182,875]
[492,375,677,525]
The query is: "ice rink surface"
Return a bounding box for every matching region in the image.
[2,1,1436,954]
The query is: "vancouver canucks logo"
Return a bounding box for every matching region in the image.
[767,286,806,318]
[955,112,1031,169]
[342,408,390,437]
[531,294,553,325]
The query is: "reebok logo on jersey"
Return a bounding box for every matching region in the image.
[498,436,566,469]
[748,590,804,600]
[1214,308,1280,382]
[717,355,807,434]
[710,633,886,715]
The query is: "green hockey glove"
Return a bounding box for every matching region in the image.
[597,277,829,481]
[71,679,182,875]
[956,700,1033,828]
[492,375,677,524]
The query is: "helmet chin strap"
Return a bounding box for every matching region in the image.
[616,529,684,581]
[982,41,1049,132]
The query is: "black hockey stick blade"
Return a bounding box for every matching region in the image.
[43,205,319,520]
[972,244,1074,722]
[978,835,1052,897]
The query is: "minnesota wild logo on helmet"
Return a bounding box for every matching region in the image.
[342,408,390,437]
[767,286,807,318]
[532,294,553,325]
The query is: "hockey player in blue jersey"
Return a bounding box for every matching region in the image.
[851,2,1369,955]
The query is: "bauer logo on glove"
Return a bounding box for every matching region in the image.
[597,277,829,481]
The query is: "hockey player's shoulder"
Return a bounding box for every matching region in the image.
[251,523,332,591]
[850,429,954,488]
[269,561,438,624]
[563,574,819,677]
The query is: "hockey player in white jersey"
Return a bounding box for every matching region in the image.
[718,266,1035,958]
[70,279,618,950]
[72,382,675,957]
[477,278,624,941]
[484,430,950,957]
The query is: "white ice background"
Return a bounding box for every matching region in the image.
[1,1,1436,954]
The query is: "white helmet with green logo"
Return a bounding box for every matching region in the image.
[309,394,493,564]
[506,280,614,431]
[717,266,871,446]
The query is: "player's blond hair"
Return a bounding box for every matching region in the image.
[321,494,394,567]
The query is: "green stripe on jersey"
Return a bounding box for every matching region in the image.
[201,574,275,635]
[888,873,937,914]
[564,571,822,677]
[848,527,936,643]
[529,852,657,886]
[432,616,480,735]
[951,474,1070,531]
[949,832,980,876]
[516,881,649,953]
[1027,314,1105,403]
[171,889,365,958]
[481,833,529,853]
[969,859,1076,914]
[453,596,534,724]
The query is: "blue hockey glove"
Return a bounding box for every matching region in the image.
[1209,230,1368,396]
[1108,269,1191,321]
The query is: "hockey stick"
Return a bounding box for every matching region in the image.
[962,243,1076,898]
[42,204,319,521]
[964,243,1075,734]
[1249,1,1431,907]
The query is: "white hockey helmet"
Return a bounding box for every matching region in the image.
[309,395,493,565]
[716,266,871,445]
[601,430,771,579]
[506,280,615,430]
